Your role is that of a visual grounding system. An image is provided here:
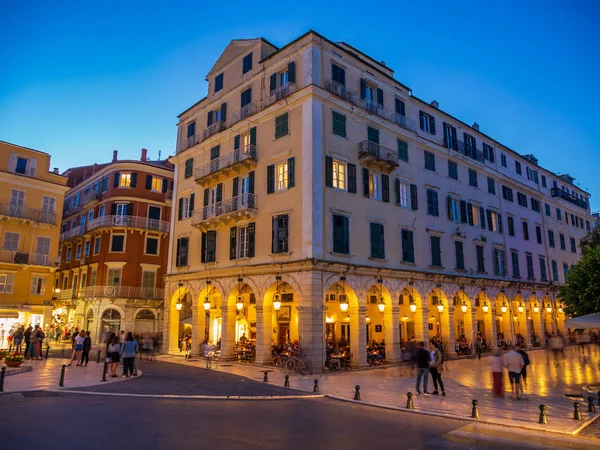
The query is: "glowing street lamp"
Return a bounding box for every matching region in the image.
[546,303,553,314]
[236,295,244,312]
[409,296,417,313]
[339,295,349,313]
[203,296,211,311]
[482,301,489,313]
[437,300,444,313]
[517,303,524,314]
[500,302,508,314]
[175,300,183,311]
[273,293,282,312]
[558,305,564,313]
[533,303,540,313]
[461,301,468,313]
[378,297,385,313]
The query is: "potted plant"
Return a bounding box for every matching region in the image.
[4,352,25,368]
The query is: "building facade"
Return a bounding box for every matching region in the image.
[0,141,68,335]
[55,149,173,343]
[164,31,594,371]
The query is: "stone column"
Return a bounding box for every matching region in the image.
[220,304,237,360]
[487,309,498,350]
[297,305,326,373]
[208,308,218,344]
[349,305,368,367]
[523,314,532,348]
[469,308,478,350]
[443,307,456,357]
[384,305,401,363]
[122,303,135,334]
[190,303,206,357]
[255,305,274,365]
[415,306,429,343]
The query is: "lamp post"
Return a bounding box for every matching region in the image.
[436,297,444,347]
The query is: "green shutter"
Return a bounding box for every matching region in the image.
[347,164,356,193]
[325,156,333,187]
[234,135,240,150]
[397,139,408,162]
[267,165,275,194]
[247,223,255,257]
[145,175,152,190]
[288,61,296,83]
[230,227,237,260]
[250,127,257,146]
[381,174,390,203]
[363,168,370,197]
[287,157,295,188]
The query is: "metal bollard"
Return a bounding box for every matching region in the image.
[539,404,548,424]
[0,367,5,392]
[45,345,50,359]
[313,379,319,393]
[263,371,269,382]
[354,385,361,401]
[101,362,108,382]
[471,399,480,418]
[96,349,101,364]
[406,392,414,409]
[284,375,290,387]
[573,402,582,421]
[59,364,66,387]
[588,396,597,413]
[597,390,600,407]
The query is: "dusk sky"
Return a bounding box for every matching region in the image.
[1,0,599,210]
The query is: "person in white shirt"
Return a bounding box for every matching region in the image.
[503,345,524,400]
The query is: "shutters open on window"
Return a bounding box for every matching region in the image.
[395,179,401,205]
[216,183,223,203]
[270,73,277,92]
[460,200,467,223]
[395,98,406,116]
[447,196,453,221]
[250,127,257,146]
[287,157,295,188]
[248,171,255,194]
[479,207,486,229]
[201,232,207,263]
[203,188,209,207]
[126,203,133,215]
[267,165,275,194]
[232,177,239,198]
[467,203,474,226]
[207,111,213,127]
[113,172,120,188]
[381,174,390,202]
[230,227,237,260]
[325,156,333,187]
[189,193,194,212]
[162,179,168,193]
[410,184,418,210]
[247,223,255,257]
[234,135,240,150]
[348,164,356,193]
[487,210,493,231]
[220,103,227,122]
[130,172,137,188]
[376,88,384,106]
[363,168,370,198]
[360,78,367,99]
[288,61,296,83]
[145,175,153,190]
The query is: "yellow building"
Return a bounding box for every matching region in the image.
[0,141,68,339]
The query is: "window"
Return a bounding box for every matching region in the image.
[275,113,289,139]
[332,214,350,255]
[84,240,90,257]
[494,249,506,276]
[541,175,547,187]
[424,151,435,171]
[570,237,577,253]
[214,73,224,92]
[526,166,533,180]
[331,63,346,85]
[396,179,411,208]
[536,226,542,244]
[476,245,485,273]
[107,268,122,287]
[272,215,289,254]
[559,234,566,250]
[501,154,507,167]
[277,162,289,191]
[332,111,346,137]
[464,133,477,158]
[469,204,480,227]
[430,236,442,267]
[395,98,406,116]
[401,229,415,263]
[30,276,46,295]
[517,192,528,207]
[42,196,55,215]
[515,161,522,175]
[522,221,529,240]
[145,237,159,255]
[468,169,478,188]
[539,257,547,281]
[242,53,252,74]
[455,241,465,270]
[62,275,69,290]
[488,210,500,232]
[526,254,535,279]
[332,159,346,190]
[448,197,460,223]
[187,122,196,138]
[487,177,496,195]
[548,230,555,248]
[241,87,252,107]
[419,111,436,134]
[397,139,408,162]
[98,205,105,218]
[511,251,520,278]
[556,208,562,221]
[2,232,19,251]
[88,209,94,223]
[545,203,551,216]
[563,262,569,281]
[551,260,559,282]
[117,172,136,188]
[507,217,515,236]
[110,235,125,252]
[587,220,591,232]
[178,194,194,220]
[66,247,72,262]
[369,223,385,259]
[368,172,381,200]
[176,237,189,267]
[482,143,494,163]
[93,237,101,254]
[502,186,513,202]
[443,123,457,149]
[237,226,250,258]
[531,198,540,213]
[267,159,294,194]
[0,274,15,294]
[202,230,218,263]
[426,189,439,216]
[448,161,458,180]
[184,158,194,179]
[150,176,164,192]
[142,271,156,291]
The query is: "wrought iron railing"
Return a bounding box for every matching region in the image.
[444,138,485,163]
[55,289,77,300]
[0,203,57,225]
[194,145,258,181]
[203,121,225,140]
[0,250,57,266]
[265,82,297,107]
[551,188,589,210]
[84,285,165,300]
[164,190,173,201]
[358,140,398,165]
[60,225,83,241]
[324,80,418,133]
[177,134,203,153]
[230,103,257,125]
[87,215,170,232]
[191,193,257,225]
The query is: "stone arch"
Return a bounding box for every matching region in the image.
[259,273,303,305]
[134,307,157,320]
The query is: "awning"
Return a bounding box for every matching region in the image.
[565,313,600,330]
[0,312,20,319]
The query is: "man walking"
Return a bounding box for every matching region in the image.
[515,344,530,397]
[414,342,430,395]
[504,345,524,400]
[429,341,446,396]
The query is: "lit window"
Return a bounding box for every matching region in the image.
[30,276,46,295]
[119,173,132,187]
[277,162,289,191]
[369,173,381,200]
[397,180,410,208]
[151,177,163,192]
[332,160,346,190]
[238,226,249,258]
[489,211,499,232]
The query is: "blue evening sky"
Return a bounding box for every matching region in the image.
[1,1,599,210]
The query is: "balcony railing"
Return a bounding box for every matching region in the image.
[203,121,225,140]
[177,134,203,153]
[84,285,165,300]
[60,225,84,242]
[55,289,77,301]
[191,193,258,227]
[0,250,57,267]
[194,145,258,183]
[358,140,399,171]
[551,188,589,210]
[164,190,173,202]
[230,103,257,125]
[265,82,297,108]
[87,215,170,233]
[0,203,57,225]
[444,138,485,163]
[324,80,418,133]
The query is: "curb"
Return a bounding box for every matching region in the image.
[2,365,33,376]
[43,389,325,400]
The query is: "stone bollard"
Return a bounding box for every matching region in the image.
[471,399,480,418]
[263,371,269,383]
[59,364,66,387]
[0,367,5,392]
[539,404,548,424]
[597,390,600,407]
[101,362,108,382]
[573,402,582,421]
[96,349,101,364]
[588,396,597,413]
[284,375,290,387]
[406,392,414,409]
[313,379,320,393]
[354,385,361,401]
[45,345,50,359]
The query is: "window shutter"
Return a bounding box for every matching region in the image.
[248,223,255,257]
[376,88,384,105]
[487,210,493,231]
[325,156,333,187]
[267,165,275,194]
[220,103,227,122]
[347,164,356,193]
[360,78,366,99]
[270,73,277,92]
[111,203,117,216]
[207,111,213,127]
[203,188,209,207]
[381,174,390,202]
[342,216,349,254]
[145,175,153,190]
[216,183,223,203]
[234,135,240,150]
[395,98,405,115]
[363,168,370,198]
[248,171,255,194]
[460,200,467,223]
[480,207,486,229]
[271,217,277,253]
[113,172,120,188]
[498,213,503,234]
[210,145,220,160]
[467,203,474,226]
[130,172,137,188]
[126,203,133,216]
[189,193,195,212]
[230,227,237,260]
[176,238,182,266]
[250,127,257,146]
[287,157,295,188]
[395,179,401,205]
[443,123,449,148]
[288,61,296,83]
[430,117,436,135]
[397,140,408,161]
[379,224,385,259]
[367,126,380,144]
[447,196,453,220]
[177,198,183,220]
[232,177,239,197]
[410,184,418,210]
[162,179,168,193]
[370,223,379,258]
[201,232,207,264]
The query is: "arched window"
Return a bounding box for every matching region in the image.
[86,309,94,318]
[102,308,121,320]
[135,309,156,320]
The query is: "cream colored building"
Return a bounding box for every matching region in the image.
[0,141,68,337]
[164,31,594,371]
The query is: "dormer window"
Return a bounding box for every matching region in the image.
[8,153,37,177]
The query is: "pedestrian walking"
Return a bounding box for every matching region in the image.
[120,332,139,378]
[490,349,504,398]
[30,325,42,360]
[107,336,121,377]
[23,325,32,359]
[70,330,85,366]
[428,341,446,396]
[503,345,524,400]
[515,344,530,396]
[80,331,92,366]
[475,334,483,361]
[414,341,430,395]
[12,326,23,353]
[548,333,561,365]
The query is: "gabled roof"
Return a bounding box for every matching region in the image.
[205,39,261,80]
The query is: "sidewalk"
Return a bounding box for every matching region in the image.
[157,345,600,435]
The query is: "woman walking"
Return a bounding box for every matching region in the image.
[120,332,139,378]
[69,330,85,366]
[490,349,504,398]
[80,331,92,367]
[107,335,121,377]
[429,341,446,396]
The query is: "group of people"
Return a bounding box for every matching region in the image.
[105,330,140,378]
[414,341,446,396]
[67,328,93,366]
[489,344,530,400]
[4,324,46,359]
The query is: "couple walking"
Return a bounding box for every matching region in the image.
[414,341,446,396]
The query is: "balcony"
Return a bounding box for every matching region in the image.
[194,145,258,186]
[230,103,257,126]
[0,250,58,267]
[55,289,78,301]
[265,82,297,108]
[83,285,165,301]
[358,141,399,172]
[0,203,57,225]
[87,215,170,233]
[324,80,418,133]
[191,193,258,230]
[551,188,589,210]
[203,121,225,140]
[444,138,485,163]
[60,225,84,242]
[177,134,203,153]
[164,190,173,203]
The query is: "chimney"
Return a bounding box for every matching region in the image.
[53,167,59,174]
[472,122,479,131]
[430,100,439,109]
[92,163,98,174]
[112,150,118,162]
[141,148,148,162]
